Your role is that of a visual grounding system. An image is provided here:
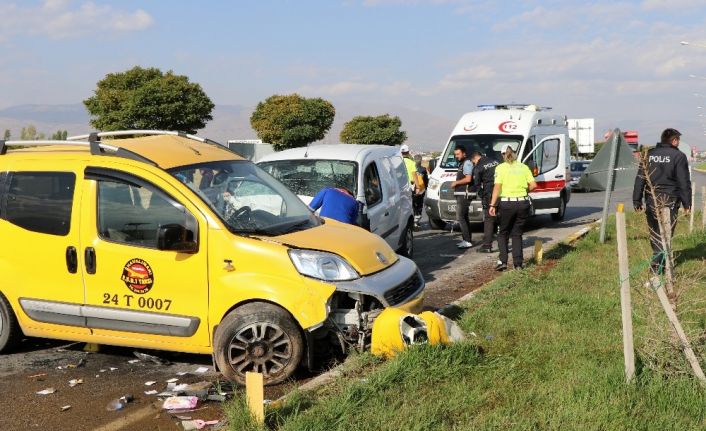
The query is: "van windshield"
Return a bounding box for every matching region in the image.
[440,135,524,169]
[258,160,358,198]
[169,160,320,236]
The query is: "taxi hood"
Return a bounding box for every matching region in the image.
[270,220,398,276]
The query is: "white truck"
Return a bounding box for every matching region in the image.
[425,104,571,228]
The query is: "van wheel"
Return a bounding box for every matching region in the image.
[214,302,303,386]
[551,196,567,221]
[429,217,446,230]
[0,294,22,353]
[398,222,414,258]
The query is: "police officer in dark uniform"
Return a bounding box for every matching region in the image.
[633,128,692,274]
[450,145,474,249]
[470,151,499,253]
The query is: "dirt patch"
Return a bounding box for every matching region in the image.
[423,260,498,309]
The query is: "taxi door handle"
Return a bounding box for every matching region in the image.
[555,174,564,179]
[65,246,78,274]
[84,247,96,275]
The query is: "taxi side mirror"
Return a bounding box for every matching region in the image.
[157,224,198,253]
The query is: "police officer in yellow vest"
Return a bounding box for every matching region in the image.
[401,144,417,186]
[488,144,537,271]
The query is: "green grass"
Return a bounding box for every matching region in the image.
[227,212,706,430]
[696,162,706,171]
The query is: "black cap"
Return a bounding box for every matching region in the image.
[660,128,681,144]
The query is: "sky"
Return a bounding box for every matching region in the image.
[1,0,706,149]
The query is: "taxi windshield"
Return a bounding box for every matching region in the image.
[169,160,320,236]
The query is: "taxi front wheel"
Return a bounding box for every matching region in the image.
[0,294,22,353]
[214,302,304,386]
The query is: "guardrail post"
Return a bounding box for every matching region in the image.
[534,240,543,265]
[599,129,620,243]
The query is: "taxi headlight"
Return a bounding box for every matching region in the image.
[289,250,359,281]
[428,178,440,191]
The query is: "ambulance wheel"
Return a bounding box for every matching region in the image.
[214,302,304,386]
[0,293,22,353]
[429,217,446,230]
[398,222,414,258]
[551,196,567,221]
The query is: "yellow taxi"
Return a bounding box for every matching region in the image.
[0,131,424,385]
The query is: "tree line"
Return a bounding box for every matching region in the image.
[79,66,407,151]
[3,127,67,141]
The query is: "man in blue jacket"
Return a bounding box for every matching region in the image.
[309,187,360,225]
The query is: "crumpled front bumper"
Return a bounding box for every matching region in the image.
[334,256,425,313]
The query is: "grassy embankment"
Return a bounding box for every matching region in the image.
[228,211,706,431]
[695,162,706,172]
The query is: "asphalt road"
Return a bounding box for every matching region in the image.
[1,170,704,430]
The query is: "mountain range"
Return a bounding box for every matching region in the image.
[0,103,455,152]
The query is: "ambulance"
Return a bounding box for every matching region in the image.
[425,104,571,228]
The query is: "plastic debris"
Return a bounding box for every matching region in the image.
[145,381,157,386]
[61,405,71,412]
[68,378,83,387]
[182,382,212,398]
[106,394,134,411]
[194,367,209,374]
[28,373,47,379]
[36,388,56,395]
[166,378,179,383]
[66,358,87,369]
[134,351,170,365]
[109,367,118,371]
[206,394,226,403]
[181,419,220,430]
[163,396,199,410]
[177,372,188,376]
[144,390,158,395]
[128,359,140,364]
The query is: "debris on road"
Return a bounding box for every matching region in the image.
[106,394,134,411]
[36,388,56,395]
[163,396,199,410]
[134,351,170,365]
[128,359,140,364]
[60,405,72,412]
[145,381,157,386]
[68,378,83,387]
[144,390,158,395]
[28,373,47,379]
[181,419,220,430]
[166,378,179,383]
[194,367,209,374]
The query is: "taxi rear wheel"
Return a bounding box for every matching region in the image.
[0,293,22,353]
[214,302,303,386]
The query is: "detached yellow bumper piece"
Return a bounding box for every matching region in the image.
[370,308,465,358]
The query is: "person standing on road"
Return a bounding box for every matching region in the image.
[632,128,692,274]
[450,145,474,249]
[489,144,537,271]
[471,151,499,253]
[413,154,428,228]
[402,144,417,185]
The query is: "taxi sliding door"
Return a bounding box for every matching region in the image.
[79,165,211,350]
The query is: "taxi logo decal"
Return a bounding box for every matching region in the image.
[121,258,154,294]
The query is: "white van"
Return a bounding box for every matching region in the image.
[425,104,571,228]
[258,145,415,257]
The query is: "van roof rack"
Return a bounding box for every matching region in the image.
[477,104,552,111]
[67,130,222,146]
[0,132,157,166]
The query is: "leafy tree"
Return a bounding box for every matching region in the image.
[2,129,10,140]
[51,130,68,140]
[83,66,214,134]
[20,125,38,140]
[250,94,335,151]
[340,114,407,146]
